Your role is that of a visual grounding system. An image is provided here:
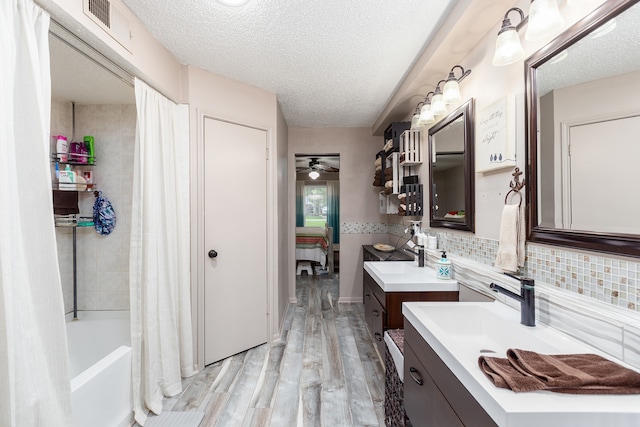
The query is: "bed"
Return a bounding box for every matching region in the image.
[295,225,333,272]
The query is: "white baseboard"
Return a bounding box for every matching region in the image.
[338,297,363,304]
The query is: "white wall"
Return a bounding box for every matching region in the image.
[288,127,385,302]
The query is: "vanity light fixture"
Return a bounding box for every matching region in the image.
[525,0,564,41]
[443,65,472,105]
[492,7,526,66]
[418,92,435,126]
[430,81,448,116]
[411,102,424,129]
[309,170,320,180]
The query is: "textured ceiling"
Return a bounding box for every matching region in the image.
[120,0,455,127]
[537,3,640,96]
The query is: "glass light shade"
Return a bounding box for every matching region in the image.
[493,29,525,66]
[525,0,565,41]
[430,93,447,116]
[411,113,421,129]
[418,104,434,126]
[567,0,597,5]
[309,171,319,180]
[443,80,461,104]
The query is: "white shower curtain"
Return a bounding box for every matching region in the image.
[0,1,72,426]
[130,78,196,425]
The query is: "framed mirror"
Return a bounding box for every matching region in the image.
[526,0,640,257]
[429,98,475,232]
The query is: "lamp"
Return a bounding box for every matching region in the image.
[443,65,472,104]
[418,93,435,126]
[492,8,526,66]
[430,81,448,116]
[411,102,424,129]
[309,170,320,180]
[525,0,564,41]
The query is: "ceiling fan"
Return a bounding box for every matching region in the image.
[296,157,339,174]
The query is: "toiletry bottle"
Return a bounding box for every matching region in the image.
[84,136,95,165]
[437,251,452,280]
[56,135,69,162]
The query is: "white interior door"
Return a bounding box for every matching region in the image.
[204,117,267,365]
[566,115,640,233]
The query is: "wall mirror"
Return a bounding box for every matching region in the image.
[526,0,640,256]
[429,98,475,232]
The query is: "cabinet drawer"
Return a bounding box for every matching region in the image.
[405,322,497,426]
[404,342,464,427]
[364,271,386,310]
[370,297,386,357]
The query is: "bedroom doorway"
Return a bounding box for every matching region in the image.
[295,155,340,296]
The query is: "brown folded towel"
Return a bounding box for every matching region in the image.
[479,348,640,394]
[52,190,79,215]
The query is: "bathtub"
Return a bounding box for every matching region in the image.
[66,311,133,427]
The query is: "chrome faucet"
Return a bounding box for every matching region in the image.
[489,274,535,327]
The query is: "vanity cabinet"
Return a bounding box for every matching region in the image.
[403,321,497,427]
[363,270,458,358]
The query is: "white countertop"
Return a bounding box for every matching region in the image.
[363,261,458,292]
[403,301,640,427]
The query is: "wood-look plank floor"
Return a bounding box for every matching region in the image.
[143,273,385,426]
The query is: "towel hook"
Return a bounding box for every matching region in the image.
[504,167,526,206]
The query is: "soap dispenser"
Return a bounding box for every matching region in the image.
[437,251,452,280]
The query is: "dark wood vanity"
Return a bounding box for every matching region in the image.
[403,321,496,427]
[363,270,458,358]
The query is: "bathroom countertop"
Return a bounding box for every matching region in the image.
[364,261,458,292]
[403,301,640,427]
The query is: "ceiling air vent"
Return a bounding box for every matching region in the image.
[83,0,132,52]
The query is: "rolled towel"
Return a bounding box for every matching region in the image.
[374,157,382,167]
[384,180,393,189]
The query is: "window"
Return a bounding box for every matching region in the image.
[304,184,327,227]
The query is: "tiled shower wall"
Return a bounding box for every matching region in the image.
[51,99,135,313]
[388,224,640,314]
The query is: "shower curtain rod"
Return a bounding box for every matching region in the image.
[49,18,134,89]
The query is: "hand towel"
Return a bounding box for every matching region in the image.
[52,190,79,215]
[479,348,640,394]
[494,203,525,273]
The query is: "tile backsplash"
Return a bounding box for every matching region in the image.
[388,224,640,314]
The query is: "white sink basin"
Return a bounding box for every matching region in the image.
[403,301,640,427]
[364,261,457,292]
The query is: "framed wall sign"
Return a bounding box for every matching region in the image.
[476,95,516,173]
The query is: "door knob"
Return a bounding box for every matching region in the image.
[208,250,218,258]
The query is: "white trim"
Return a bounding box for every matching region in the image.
[192,109,276,370]
[338,297,363,304]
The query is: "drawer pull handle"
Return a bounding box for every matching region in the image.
[365,294,371,300]
[374,332,382,342]
[372,309,379,317]
[409,367,424,386]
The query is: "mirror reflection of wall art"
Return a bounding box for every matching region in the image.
[476,95,516,172]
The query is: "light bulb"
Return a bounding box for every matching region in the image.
[411,113,421,130]
[309,171,319,180]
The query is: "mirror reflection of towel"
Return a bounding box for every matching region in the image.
[52,190,79,215]
[495,204,525,272]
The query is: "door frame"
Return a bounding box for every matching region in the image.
[190,109,277,370]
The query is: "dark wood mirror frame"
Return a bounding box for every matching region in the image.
[429,98,475,232]
[526,0,640,257]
